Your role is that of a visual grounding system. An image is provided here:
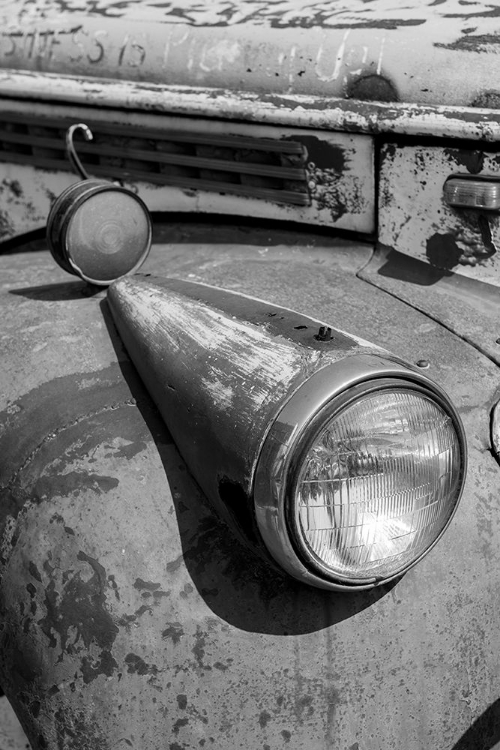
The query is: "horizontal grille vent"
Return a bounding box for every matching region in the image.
[0,114,310,207]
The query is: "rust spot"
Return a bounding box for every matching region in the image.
[176,694,187,710]
[165,555,184,574]
[134,578,162,591]
[297,694,314,718]
[213,660,231,671]
[282,730,292,742]
[33,471,119,500]
[445,148,485,174]
[38,551,118,683]
[259,710,271,728]
[192,627,208,670]
[124,653,158,676]
[153,589,170,600]
[117,603,153,628]
[179,583,194,599]
[0,210,14,239]
[54,707,108,750]
[346,74,399,103]
[7,179,22,198]
[81,649,117,685]
[173,718,189,735]
[162,623,184,644]
[472,91,500,109]
[108,574,120,601]
[291,135,345,173]
[28,562,42,583]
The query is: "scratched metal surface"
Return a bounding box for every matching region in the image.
[0,223,499,749]
[1,0,500,108]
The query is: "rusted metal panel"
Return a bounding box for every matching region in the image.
[0,101,374,242]
[2,1,500,109]
[0,225,500,748]
[379,142,500,286]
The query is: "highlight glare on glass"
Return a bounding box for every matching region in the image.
[294,388,462,580]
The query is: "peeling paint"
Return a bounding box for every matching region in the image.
[1,0,500,110]
[125,653,159,676]
[38,550,119,681]
[379,143,500,284]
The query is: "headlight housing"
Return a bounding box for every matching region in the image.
[253,356,466,591]
[108,276,467,592]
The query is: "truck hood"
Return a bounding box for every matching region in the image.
[1,222,499,749]
[1,0,500,109]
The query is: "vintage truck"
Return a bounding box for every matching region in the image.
[0,1,499,748]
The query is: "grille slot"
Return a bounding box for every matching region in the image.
[0,114,310,207]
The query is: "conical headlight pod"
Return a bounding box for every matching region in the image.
[108,276,466,591]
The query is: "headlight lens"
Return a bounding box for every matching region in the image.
[291,386,462,582]
[254,361,466,591]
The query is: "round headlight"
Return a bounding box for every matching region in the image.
[253,356,466,590]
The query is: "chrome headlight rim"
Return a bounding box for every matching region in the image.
[253,354,467,592]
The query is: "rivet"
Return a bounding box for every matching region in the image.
[416,359,430,369]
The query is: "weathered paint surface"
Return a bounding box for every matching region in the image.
[0,101,374,242]
[379,143,500,286]
[0,223,500,749]
[3,72,500,143]
[1,0,500,109]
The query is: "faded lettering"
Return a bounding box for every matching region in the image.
[315,30,350,83]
